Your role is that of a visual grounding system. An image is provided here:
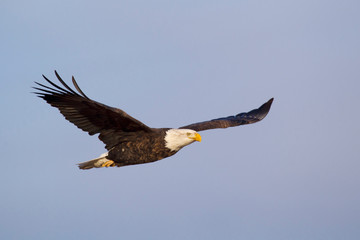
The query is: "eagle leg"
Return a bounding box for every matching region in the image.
[101,160,115,167]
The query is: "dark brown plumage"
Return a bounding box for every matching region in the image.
[33,71,273,169]
[180,98,274,131]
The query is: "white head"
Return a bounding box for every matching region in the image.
[164,129,202,152]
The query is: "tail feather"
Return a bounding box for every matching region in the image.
[77,152,109,170]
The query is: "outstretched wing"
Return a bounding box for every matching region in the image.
[33,71,153,149]
[179,98,273,132]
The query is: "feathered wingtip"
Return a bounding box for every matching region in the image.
[32,70,90,99]
[252,97,274,119]
[234,97,274,123]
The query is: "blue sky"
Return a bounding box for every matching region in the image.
[1,0,359,239]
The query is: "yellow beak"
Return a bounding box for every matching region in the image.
[192,132,202,142]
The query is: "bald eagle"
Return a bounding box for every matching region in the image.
[34,71,273,170]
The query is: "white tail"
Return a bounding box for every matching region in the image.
[77,152,109,170]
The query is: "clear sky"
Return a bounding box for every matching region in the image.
[1,0,359,239]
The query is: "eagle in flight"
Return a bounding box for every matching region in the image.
[34,71,273,170]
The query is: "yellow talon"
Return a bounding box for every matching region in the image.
[102,160,115,167]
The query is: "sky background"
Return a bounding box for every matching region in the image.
[1,0,359,239]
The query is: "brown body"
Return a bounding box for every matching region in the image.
[108,129,175,167]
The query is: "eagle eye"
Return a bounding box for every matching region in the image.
[186,132,191,136]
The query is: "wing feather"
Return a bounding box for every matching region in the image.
[34,71,153,149]
[72,76,90,99]
[179,98,273,132]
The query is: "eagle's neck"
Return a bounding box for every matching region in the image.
[164,129,195,152]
